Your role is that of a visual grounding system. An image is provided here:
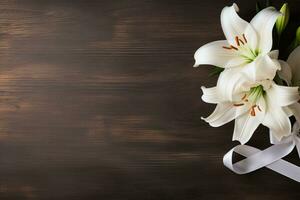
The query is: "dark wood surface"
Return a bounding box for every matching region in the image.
[0,0,299,199]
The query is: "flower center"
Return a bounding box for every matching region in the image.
[239,47,260,63]
[248,85,264,104]
[222,34,260,63]
[233,85,265,116]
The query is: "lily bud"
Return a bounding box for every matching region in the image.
[256,2,261,13]
[276,3,290,37]
[296,26,300,45]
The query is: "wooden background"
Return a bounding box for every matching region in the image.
[0,0,299,199]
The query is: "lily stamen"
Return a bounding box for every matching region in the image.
[233,103,244,106]
[235,36,245,46]
[250,105,262,117]
[250,105,256,116]
[241,94,247,100]
[235,36,240,46]
[222,45,238,51]
[242,34,247,43]
[257,105,262,112]
[222,33,249,51]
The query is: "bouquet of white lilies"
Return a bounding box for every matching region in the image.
[195,2,300,182]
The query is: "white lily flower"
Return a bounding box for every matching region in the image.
[194,3,281,83]
[201,78,299,144]
[277,46,300,123]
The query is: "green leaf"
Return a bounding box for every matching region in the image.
[274,73,284,85]
[209,67,224,77]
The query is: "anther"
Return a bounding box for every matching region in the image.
[222,46,232,50]
[230,45,238,50]
[257,106,262,112]
[235,36,245,46]
[235,36,240,46]
[241,94,247,100]
[242,34,247,43]
[222,45,238,51]
[250,106,256,116]
[233,103,244,106]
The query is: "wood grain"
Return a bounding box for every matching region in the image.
[0,0,298,199]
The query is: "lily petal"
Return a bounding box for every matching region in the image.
[287,46,300,84]
[262,94,292,141]
[267,83,299,107]
[268,49,279,59]
[221,3,258,50]
[232,97,265,144]
[202,102,247,127]
[216,68,247,101]
[282,106,293,117]
[288,103,300,124]
[201,86,223,104]
[241,53,280,82]
[250,7,281,54]
[193,40,244,68]
[278,60,292,85]
[263,110,291,141]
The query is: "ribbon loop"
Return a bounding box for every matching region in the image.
[224,123,300,182]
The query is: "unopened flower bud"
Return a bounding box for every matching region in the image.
[276,3,290,37]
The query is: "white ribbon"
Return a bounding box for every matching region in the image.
[223,122,300,182]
